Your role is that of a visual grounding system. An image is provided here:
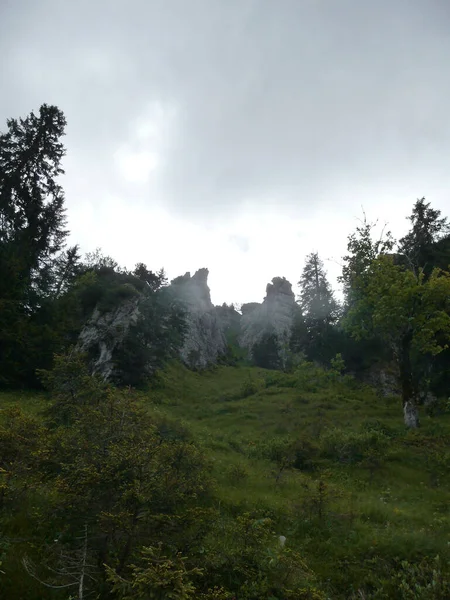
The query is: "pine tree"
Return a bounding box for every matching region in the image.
[0,105,69,386]
[0,104,68,299]
[299,252,338,325]
[298,253,340,365]
[398,198,450,275]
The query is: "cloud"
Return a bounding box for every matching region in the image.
[1,0,450,303]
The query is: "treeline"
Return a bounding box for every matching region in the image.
[261,199,450,428]
[0,105,186,389]
[1,105,450,426]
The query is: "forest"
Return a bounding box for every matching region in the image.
[1,105,450,599]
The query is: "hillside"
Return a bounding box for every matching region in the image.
[2,361,450,598]
[1,104,450,599]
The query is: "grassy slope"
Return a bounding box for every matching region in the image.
[143,362,450,593]
[2,362,450,596]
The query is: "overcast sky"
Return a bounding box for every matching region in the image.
[1,0,449,305]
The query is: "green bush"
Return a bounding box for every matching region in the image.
[321,428,389,466]
[239,377,259,398]
[363,555,450,599]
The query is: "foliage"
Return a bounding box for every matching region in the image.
[299,252,339,324]
[339,212,395,308]
[398,197,450,275]
[0,105,70,387]
[251,330,282,369]
[344,255,450,425]
[0,407,43,508]
[113,286,187,387]
[106,544,202,599]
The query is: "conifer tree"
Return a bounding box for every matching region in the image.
[299,252,338,326]
[398,197,450,275]
[298,252,339,364]
[0,105,68,385]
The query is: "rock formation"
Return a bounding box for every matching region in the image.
[239,276,298,366]
[77,297,140,380]
[77,269,298,379]
[169,269,227,369]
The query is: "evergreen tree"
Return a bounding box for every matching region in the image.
[0,105,69,386]
[252,330,282,370]
[298,253,340,364]
[398,197,450,275]
[0,104,68,299]
[299,252,338,324]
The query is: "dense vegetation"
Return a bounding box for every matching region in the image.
[1,105,450,598]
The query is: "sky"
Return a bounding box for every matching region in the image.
[1,0,449,305]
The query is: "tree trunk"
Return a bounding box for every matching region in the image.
[398,332,419,428]
[403,400,419,428]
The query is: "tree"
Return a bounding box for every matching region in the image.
[252,330,282,370]
[299,252,338,324]
[113,286,187,386]
[344,255,450,427]
[339,212,395,308]
[298,252,339,364]
[0,105,69,386]
[0,104,68,297]
[398,198,449,275]
[37,352,212,585]
[133,263,166,291]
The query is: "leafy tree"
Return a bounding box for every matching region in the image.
[339,212,395,308]
[398,198,450,275]
[344,255,450,427]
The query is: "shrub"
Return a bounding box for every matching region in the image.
[321,428,389,466]
[239,377,259,398]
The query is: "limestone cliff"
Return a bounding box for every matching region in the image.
[77,297,140,380]
[169,268,227,368]
[239,276,298,365]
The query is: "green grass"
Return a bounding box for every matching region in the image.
[2,361,450,597]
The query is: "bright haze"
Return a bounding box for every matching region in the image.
[1,0,449,305]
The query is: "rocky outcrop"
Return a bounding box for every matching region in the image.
[241,302,261,316]
[215,303,242,336]
[239,276,298,366]
[361,363,401,397]
[169,269,227,369]
[76,269,302,378]
[77,297,140,380]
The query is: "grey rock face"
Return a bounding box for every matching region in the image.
[239,276,298,365]
[362,364,401,397]
[77,297,140,380]
[170,268,227,368]
[215,303,242,335]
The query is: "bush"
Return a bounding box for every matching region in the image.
[239,377,259,398]
[321,428,389,466]
[363,555,450,599]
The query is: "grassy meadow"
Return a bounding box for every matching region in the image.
[2,361,450,598]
